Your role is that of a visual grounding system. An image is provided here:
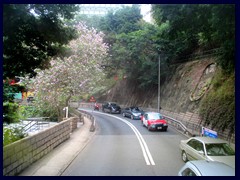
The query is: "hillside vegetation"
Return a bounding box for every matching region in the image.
[199,70,235,135]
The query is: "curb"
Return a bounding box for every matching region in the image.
[90,118,96,132]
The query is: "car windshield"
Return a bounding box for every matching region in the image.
[111,103,117,107]
[148,113,163,120]
[205,143,235,156]
[132,107,141,112]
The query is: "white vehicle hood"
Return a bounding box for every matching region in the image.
[208,156,235,168]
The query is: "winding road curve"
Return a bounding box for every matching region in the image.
[62,110,187,176]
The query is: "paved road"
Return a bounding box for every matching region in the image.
[62,110,187,176]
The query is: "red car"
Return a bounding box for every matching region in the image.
[141,112,168,131]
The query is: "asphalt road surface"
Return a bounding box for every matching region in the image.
[62,110,187,176]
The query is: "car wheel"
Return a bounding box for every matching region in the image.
[123,113,125,117]
[147,125,151,131]
[131,115,134,120]
[182,151,188,162]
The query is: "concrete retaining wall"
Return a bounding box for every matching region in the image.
[3,117,78,176]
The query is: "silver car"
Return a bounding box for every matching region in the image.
[179,137,235,168]
[178,160,235,176]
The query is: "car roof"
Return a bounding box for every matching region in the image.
[144,112,162,115]
[104,102,117,104]
[190,137,228,144]
[187,160,235,176]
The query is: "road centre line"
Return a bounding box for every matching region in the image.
[116,116,156,166]
[84,109,155,166]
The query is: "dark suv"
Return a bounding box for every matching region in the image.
[102,102,121,114]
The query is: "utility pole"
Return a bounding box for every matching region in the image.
[158,54,160,112]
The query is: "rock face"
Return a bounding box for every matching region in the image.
[98,58,216,114]
[97,57,236,144]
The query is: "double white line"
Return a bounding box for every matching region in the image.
[87,110,155,166]
[115,116,155,165]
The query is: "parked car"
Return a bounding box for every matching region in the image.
[141,112,168,131]
[178,160,235,176]
[102,102,121,114]
[179,136,235,168]
[122,106,144,120]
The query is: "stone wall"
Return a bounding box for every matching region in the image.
[3,117,78,176]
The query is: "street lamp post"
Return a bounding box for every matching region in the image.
[158,54,160,112]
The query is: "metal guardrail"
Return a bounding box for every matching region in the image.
[77,109,96,132]
[162,114,194,137]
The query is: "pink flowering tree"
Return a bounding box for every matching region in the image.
[31,23,109,120]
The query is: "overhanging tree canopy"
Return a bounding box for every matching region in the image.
[3,4,79,78]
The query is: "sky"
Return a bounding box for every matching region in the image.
[124,4,152,22]
[140,4,152,22]
[79,4,152,23]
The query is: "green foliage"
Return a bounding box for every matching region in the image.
[199,70,235,135]
[31,97,60,121]
[95,5,175,88]
[111,26,158,86]
[151,4,235,73]
[3,4,79,78]
[94,5,157,87]
[3,124,28,146]
[152,4,200,60]
[3,82,18,102]
[106,22,171,88]
[18,105,40,119]
[3,102,21,124]
[100,5,142,35]
[3,4,79,124]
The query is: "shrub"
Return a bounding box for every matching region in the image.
[19,105,40,119]
[3,123,28,146]
[199,70,235,135]
[3,102,20,124]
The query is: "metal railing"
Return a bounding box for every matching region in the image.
[21,120,38,132]
[162,114,196,137]
[21,117,50,133]
[77,109,96,132]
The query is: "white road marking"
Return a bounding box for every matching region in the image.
[82,109,155,166]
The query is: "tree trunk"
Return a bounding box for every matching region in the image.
[65,95,71,107]
[57,106,63,122]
